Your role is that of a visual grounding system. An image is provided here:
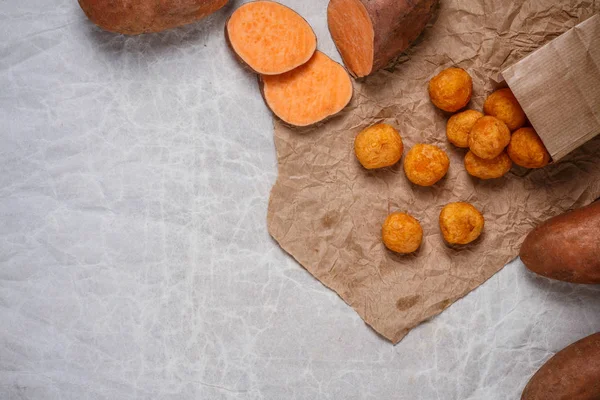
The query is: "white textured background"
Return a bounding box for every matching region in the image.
[0,1,599,399]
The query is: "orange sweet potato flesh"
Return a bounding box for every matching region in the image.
[521,332,600,400]
[78,0,228,35]
[260,51,353,127]
[327,0,438,77]
[519,201,600,284]
[226,1,317,75]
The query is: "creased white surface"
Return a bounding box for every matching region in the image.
[0,1,599,399]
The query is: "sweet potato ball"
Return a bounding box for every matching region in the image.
[468,116,511,159]
[382,212,423,254]
[483,88,526,131]
[428,67,473,112]
[507,127,550,168]
[464,150,512,179]
[403,144,450,186]
[447,110,484,148]
[354,123,403,169]
[439,202,484,245]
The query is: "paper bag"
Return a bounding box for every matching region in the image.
[503,14,600,161]
[267,3,600,343]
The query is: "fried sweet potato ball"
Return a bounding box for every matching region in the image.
[507,127,551,168]
[439,202,484,245]
[354,123,403,169]
[403,144,450,186]
[468,116,511,159]
[464,150,512,179]
[428,68,473,112]
[382,212,423,254]
[446,110,484,148]
[483,88,526,131]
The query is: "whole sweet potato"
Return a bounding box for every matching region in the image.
[521,332,600,400]
[519,201,600,284]
[78,0,228,35]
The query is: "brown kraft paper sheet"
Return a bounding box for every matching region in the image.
[267,1,600,343]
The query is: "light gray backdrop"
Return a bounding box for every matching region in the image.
[1,1,599,399]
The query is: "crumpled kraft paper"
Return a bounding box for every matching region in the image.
[267,1,600,343]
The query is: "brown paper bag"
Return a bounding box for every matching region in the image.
[267,3,600,343]
[503,14,600,161]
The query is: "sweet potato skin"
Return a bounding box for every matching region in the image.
[78,0,228,35]
[368,0,438,73]
[519,201,600,284]
[332,0,436,76]
[521,332,600,400]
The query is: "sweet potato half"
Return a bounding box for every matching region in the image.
[78,0,228,35]
[327,0,438,77]
[521,332,600,400]
[260,51,353,127]
[226,1,317,75]
[520,201,600,284]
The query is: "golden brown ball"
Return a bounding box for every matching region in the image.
[439,202,484,245]
[464,150,512,179]
[507,127,551,168]
[428,68,473,112]
[403,144,450,186]
[468,116,511,159]
[446,110,484,148]
[483,88,526,131]
[354,124,403,169]
[382,212,423,254]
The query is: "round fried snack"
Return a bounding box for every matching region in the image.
[382,212,423,254]
[403,144,450,186]
[428,67,473,112]
[354,123,403,169]
[446,110,484,148]
[464,150,512,179]
[483,88,526,131]
[468,116,511,159]
[439,202,484,245]
[507,127,551,168]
